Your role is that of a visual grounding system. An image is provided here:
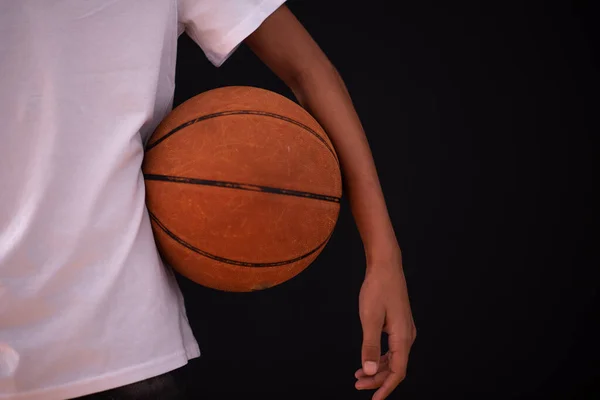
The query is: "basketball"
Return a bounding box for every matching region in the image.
[142,86,342,292]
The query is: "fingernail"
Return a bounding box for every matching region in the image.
[364,361,377,375]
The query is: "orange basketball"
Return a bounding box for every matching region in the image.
[142,86,342,292]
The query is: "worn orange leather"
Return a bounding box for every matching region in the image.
[142,86,341,292]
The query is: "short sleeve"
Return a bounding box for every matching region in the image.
[178,0,287,67]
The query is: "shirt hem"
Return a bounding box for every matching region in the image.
[207,0,288,67]
[1,344,200,400]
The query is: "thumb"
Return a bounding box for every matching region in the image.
[361,315,384,376]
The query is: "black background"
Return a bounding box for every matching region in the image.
[172,1,596,399]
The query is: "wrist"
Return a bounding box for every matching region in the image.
[364,236,402,268]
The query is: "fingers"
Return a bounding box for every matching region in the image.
[372,335,411,400]
[360,314,384,376]
[362,337,381,376]
[355,369,390,391]
[355,352,389,378]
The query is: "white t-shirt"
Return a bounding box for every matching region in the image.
[0,1,286,399]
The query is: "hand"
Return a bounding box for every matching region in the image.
[355,248,416,400]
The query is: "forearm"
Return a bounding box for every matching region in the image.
[286,61,400,265]
[245,5,400,266]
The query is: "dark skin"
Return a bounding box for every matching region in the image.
[244,5,416,400]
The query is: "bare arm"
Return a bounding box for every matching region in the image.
[245,5,416,400]
[245,6,398,265]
